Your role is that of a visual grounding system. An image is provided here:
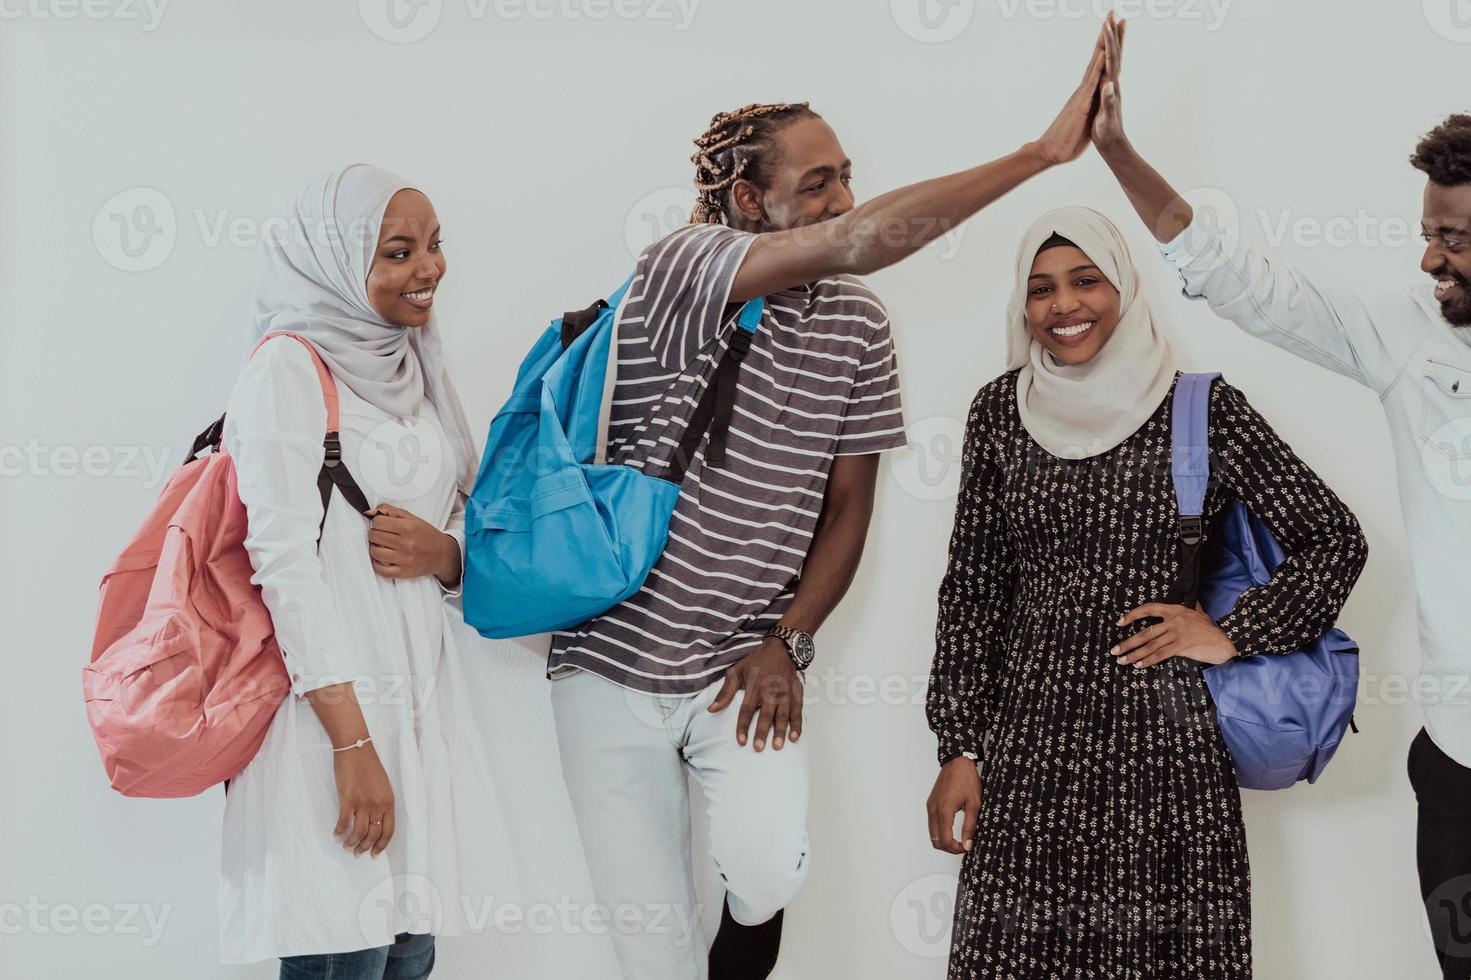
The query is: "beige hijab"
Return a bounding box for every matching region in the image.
[1005,206,1177,459]
[253,164,480,495]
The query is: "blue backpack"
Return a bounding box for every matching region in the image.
[1169,372,1359,791]
[463,276,765,639]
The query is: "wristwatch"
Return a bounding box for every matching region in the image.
[767,625,816,671]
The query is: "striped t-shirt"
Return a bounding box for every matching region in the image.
[548,223,908,696]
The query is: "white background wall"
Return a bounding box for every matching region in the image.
[3,0,1467,977]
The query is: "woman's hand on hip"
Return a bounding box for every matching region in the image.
[927,757,982,855]
[1112,602,1238,668]
[366,502,460,584]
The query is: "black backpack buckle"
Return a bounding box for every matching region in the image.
[1178,514,1203,546]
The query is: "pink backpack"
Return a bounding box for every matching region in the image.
[84,332,371,798]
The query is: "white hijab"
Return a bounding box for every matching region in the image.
[253,164,479,494]
[1005,206,1177,459]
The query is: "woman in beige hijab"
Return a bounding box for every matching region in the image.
[923,207,1368,978]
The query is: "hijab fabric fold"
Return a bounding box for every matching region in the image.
[1005,206,1177,460]
[253,164,479,494]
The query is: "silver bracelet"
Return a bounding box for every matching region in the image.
[332,736,373,753]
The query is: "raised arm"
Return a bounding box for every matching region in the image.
[727,29,1109,302]
[1090,14,1426,394]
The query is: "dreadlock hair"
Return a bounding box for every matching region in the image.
[689,102,821,225]
[1411,113,1471,186]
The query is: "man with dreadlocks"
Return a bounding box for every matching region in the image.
[1087,15,1471,980]
[546,26,1111,980]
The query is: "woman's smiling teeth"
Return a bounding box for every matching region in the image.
[1049,319,1095,340]
[401,285,436,309]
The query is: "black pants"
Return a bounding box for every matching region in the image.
[1410,728,1471,980]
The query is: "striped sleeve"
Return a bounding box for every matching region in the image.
[834,315,907,455]
[619,223,758,373]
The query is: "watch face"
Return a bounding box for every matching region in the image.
[794,632,815,667]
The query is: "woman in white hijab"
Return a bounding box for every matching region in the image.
[923,207,1367,978]
[218,165,515,977]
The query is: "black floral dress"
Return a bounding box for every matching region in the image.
[927,371,1367,979]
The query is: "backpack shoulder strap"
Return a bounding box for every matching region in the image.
[250,331,372,543]
[664,296,765,483]
[253,332,341,433]
[1169,372,1222,544]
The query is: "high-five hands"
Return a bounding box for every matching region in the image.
[1092,11,1128,153]
[1033,23,1108,166]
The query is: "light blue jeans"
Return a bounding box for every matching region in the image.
[278,932,435,980]
[551,668,811,980]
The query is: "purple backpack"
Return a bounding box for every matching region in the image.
[1170,373,1359,791]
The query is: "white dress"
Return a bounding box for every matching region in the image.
[218,335,517,964]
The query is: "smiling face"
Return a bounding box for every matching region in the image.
[729,116,855,233]
[1024,243,1123,366]
[1421,180,1471,327]
[365,188,444,328]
